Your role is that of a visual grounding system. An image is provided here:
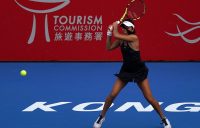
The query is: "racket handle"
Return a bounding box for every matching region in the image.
[120,8,128,22]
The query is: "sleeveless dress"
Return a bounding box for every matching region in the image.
[115,41,148,83]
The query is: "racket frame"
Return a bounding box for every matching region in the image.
[119,0,146,22]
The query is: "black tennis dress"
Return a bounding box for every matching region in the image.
[115,41,148,83]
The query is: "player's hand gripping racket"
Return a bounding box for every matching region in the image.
[120,0,146,22]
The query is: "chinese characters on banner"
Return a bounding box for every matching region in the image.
[0,0,199,61]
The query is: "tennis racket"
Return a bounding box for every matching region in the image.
[120,0,146,22]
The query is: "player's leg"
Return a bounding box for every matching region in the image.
[93,78,127,128]
[137,78,171,128]
[137,78,164,118]
[101,78,127,117]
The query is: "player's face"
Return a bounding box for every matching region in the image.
[127,27,134,32]
[122,27,134,34]
[122,28,128,34]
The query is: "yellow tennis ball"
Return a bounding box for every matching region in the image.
[20,70,27,76]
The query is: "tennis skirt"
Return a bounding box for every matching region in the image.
[115,63,149,83]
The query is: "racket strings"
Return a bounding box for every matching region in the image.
[128,0,145,20]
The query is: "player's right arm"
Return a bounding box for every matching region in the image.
[106,38,121,51]
[106,25,121,51]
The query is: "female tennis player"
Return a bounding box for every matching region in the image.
[93,19,171,128]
